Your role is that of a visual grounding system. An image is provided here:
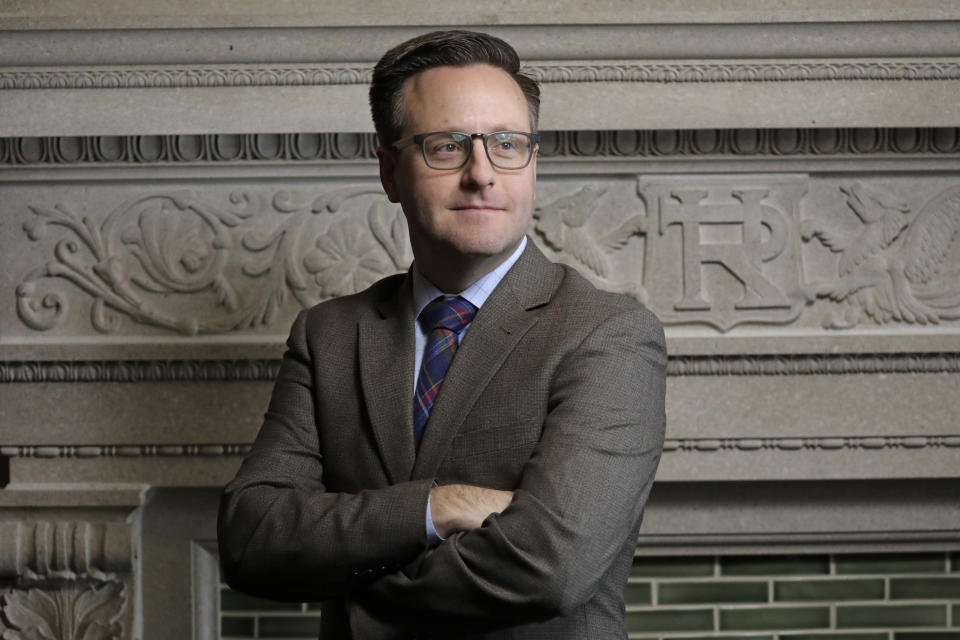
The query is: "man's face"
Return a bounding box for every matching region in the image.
[378,64,537,269]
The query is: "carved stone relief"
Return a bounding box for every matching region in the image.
[637,176,807,330]
[13,188,410,336]
[5,175,960,341]
[0,521,132,639]
[1,581,125,640]
[802,183,960,328]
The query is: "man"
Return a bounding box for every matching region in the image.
[219,30,666,639]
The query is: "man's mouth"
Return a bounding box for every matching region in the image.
[451,203,506,211]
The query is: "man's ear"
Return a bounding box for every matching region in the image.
[377,146,400,203]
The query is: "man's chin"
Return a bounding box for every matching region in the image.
[443,235,522,261]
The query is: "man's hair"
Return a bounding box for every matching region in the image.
[370,30,541,147]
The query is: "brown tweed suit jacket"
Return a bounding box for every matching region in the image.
[218,240,666,639]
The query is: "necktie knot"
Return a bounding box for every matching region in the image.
[419,296,477,335]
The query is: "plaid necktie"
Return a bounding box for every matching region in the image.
[413,296,478,443]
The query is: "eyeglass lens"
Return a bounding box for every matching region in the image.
[422,132,533,169]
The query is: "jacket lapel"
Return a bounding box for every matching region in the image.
[411,241,562,480]
[358,273,417,485]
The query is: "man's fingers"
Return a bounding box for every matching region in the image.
[430,485,515,535]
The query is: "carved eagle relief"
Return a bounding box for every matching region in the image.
[802,182,960,328]
[532,186,651,303]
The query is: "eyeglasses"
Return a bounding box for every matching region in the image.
[391,131,540,170]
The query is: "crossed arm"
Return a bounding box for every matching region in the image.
[430,483,514,538]
[219,303,666,629]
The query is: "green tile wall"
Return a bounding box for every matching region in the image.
[775,578,885,601]
[220,551,960,639]
[625,581,653,605]
[719,606,830,631]
[257,616,323,636]
[659,581,768,604]
[220,617,254,636]
[632,556,715,578]
[890,577,960,599]
[836,604,947,628]
[221,591,302,612]
[626,608,714,633]
[665,636,775,640]
[721,555,831,576]
[836,553,946,575]
[781,634,890,640]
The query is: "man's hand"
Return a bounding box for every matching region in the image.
[429,484,514,538]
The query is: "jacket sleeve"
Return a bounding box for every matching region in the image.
[217,310,434,602]
[352,304,667,631]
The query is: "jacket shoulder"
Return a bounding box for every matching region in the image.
[550,262,662,333]
[302,272,406,323]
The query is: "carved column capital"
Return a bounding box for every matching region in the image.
[0,521,131,582]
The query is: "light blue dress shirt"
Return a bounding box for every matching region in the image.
[411,236,528,545]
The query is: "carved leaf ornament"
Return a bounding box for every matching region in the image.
[17,189,411,335]
[1,581,124,640]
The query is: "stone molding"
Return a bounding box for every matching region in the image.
[528,61,960,84]
[0,445,251,458]
[4,1,959,30]
[667,352,960,376]
[637,530,960,555]
[2,437,958,459]
[0,521,131,581]
[3,128,960,166]
[1,353,958,383]
[663,435,960,453]
[0,360,281,382]
[4,60,960,91]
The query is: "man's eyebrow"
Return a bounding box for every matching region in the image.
[441,125,526,133]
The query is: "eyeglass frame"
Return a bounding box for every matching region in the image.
[390,131,540,170]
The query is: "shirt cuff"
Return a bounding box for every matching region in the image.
[425,493,445,546]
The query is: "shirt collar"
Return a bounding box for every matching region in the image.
[412,235,527,318]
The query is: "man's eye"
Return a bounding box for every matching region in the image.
[430,140,464,154]
[491,136,524,155]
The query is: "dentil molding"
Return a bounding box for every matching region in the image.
[3,128,960,166]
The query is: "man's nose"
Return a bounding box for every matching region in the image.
[461,139,495,188]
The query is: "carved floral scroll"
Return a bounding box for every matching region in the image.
[16,188,411,335]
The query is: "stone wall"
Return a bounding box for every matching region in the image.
[1,3,959,638]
